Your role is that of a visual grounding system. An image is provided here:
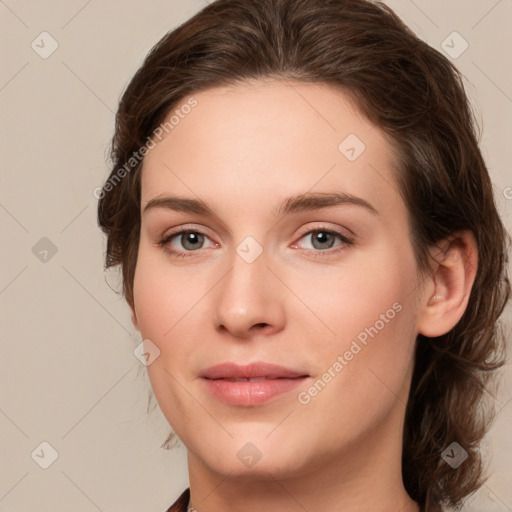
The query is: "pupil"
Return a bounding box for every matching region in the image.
[183,232,202,250]
[314,231,333,249]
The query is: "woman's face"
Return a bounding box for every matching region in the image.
[132,80,426,479]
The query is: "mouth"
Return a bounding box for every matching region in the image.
[221,377,282,382]
[200,362,310,407]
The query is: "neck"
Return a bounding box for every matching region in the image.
[186,401,420,512]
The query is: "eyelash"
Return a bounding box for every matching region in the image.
[158,227,354,259]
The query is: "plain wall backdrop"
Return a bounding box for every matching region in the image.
[0,1,511,511]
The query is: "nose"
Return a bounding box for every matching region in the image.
[213,248,286,340]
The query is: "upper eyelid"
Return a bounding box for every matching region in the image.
[164,224,349,236]
[294,223,354,239]
[162,223,215,239]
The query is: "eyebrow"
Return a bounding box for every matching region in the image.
[142,191,379,217]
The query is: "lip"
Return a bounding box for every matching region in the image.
[200,362,310,407]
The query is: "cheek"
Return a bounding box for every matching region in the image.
[133,257,170,339]
[132,251,200,434]
[302,246,419,410]
[132,245,198,339]
[289,244,416,345]
[132,246,215,387]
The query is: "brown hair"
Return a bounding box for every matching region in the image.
[97,0,510,509]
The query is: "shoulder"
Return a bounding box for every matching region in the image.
[163,488,190,512]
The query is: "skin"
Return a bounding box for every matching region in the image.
[130,80,477,512]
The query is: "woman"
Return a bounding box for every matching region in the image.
[96,0,510,511]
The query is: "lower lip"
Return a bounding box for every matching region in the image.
[202,377,308,406]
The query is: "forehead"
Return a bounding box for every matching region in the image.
[140,80,403,219]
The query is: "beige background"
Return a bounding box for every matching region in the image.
[0,1,511,511]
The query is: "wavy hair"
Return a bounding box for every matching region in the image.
[97,0,510,509]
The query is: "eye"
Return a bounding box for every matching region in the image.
[158,226,354,259]
[159,229,218,257]
[293,228,354,255]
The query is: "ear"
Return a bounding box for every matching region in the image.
[417,231,478,338]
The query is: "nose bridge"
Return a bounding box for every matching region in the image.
[213,240,285,337]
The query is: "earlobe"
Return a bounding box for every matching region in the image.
[417,232,478,338]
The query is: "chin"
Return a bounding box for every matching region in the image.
[188,431,315,480]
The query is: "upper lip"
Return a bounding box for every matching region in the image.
[200,362,309,380]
